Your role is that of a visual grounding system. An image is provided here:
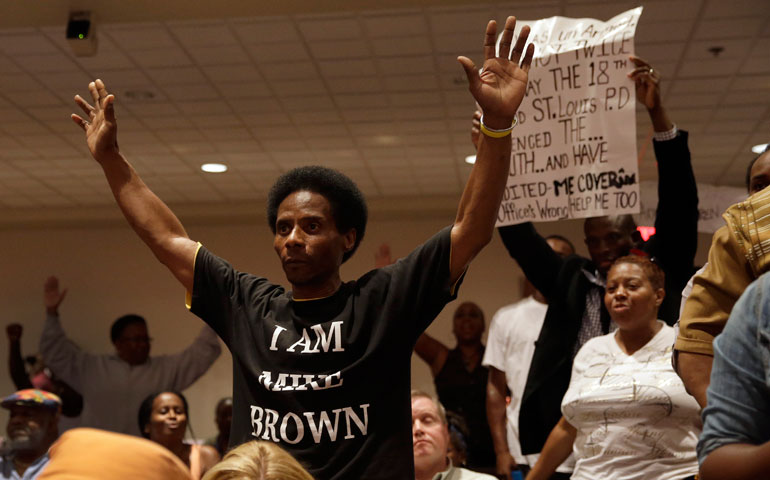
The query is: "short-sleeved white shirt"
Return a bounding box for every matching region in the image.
[482,297,574,472]
[561,323,701,480]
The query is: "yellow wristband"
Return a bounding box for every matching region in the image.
[479,115,517,138]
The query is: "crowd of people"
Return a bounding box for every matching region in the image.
[0,9,768,480]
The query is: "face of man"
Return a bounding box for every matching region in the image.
[412,396,449,477]
[452,302,484,345]
[113,322,151,366]
[749,151,770,195]
[273,190,355,296]
[6,405,56,453]
[584,217,635,275]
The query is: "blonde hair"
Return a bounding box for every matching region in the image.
[201,441,314,480]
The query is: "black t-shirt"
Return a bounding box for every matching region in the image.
[190,226,460,480]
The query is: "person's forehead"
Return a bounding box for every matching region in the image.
[154,393,183,409]
[608,262,645,280]
[120,322,147,337]
[411,397,439,417]
[585,218,624,236]
[751,152,770,178]
[277,190,333,217]
[8,404,51,418]
[454,302,481,316]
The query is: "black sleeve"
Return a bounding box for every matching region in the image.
[190,246,283,346]
[497,222,566,302]
[377,226,461,337]
[645,131,699,322]
[9,341,32,390]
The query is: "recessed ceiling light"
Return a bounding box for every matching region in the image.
[201,163,227,173]
[465,155,476,165]
[752,143,769,154]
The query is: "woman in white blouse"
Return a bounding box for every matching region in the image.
[527,255,700,480]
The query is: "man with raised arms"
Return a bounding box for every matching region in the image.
[69,17,534,480]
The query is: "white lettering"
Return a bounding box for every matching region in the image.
[258,370,343,392]
[251,403,371,444]
[304,409,342,443]
[250,406,264,438]
[258,371,273,390]
[286,329,314,353]
[269,326,287,351]
[262,408,280,441]
[286,322,345,354]
[280,412,304,444]
[311,321,345,352]
[343,404,369,439]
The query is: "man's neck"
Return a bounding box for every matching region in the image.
[13,449,45,476]
[292,276,342,300]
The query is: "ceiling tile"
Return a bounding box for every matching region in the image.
[319,59,378,78]
[693,18,763,40]
[106,26,177,50]
[247,42,311,63]
[378,56,437,76]
[429,8,497,34]
[129,48,192,68]
[188,45,250,66]
[203,64,262,83]
[169,22,238,48]
[297,17,363,41]
[703,0,768,18]
[146,67,207,85]
[0,33,59,55]
[260,62,319,81]
[231,18,302,45]
[372,36,432,57]
[308,40,370,60]
[362,13,426,38]
[386,73,442,92]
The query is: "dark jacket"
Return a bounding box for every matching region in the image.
[498,131,698,454]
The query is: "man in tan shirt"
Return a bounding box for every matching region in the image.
[676,147,770,407]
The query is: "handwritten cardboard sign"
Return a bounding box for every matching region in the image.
[495,7,643,226]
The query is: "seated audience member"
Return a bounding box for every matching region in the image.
[139,391,219,479]
[0,389,60,480]
[204,397,232,457]
[70,15,534,479]
[495,56,698,468]
[527,256,700,480]
[697,272,770,479]
[483,235,575,479]
[36,428,190,479]
[202,441,314,480]
[6,324,82,427]
[676,146,770,407]
[412,390,496,480]
[39,276,221,435]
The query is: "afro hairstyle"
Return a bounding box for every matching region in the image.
[266,166,367,263]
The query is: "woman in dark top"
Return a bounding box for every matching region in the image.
[415,301,495,471]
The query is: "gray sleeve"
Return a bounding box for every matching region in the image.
[697,276,770,463]
[38,314,92,391]
[162,325,222,391]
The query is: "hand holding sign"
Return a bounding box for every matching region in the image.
[458,17,534,129]
[628,55,661,111]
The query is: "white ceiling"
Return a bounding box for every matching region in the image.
[0,0,768,225]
